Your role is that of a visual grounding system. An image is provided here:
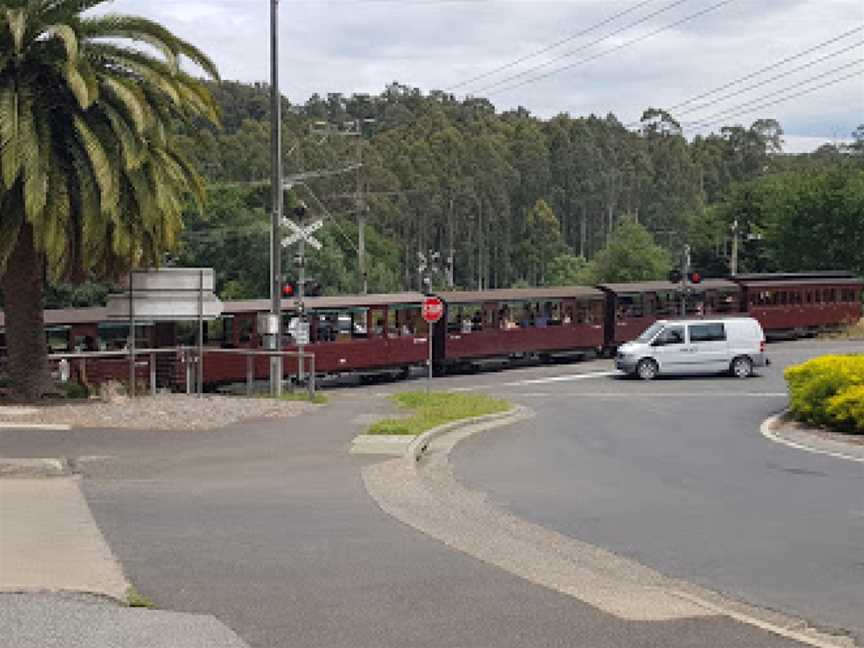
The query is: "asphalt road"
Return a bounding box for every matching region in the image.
[452,340,864,642]
[0,350,830,648]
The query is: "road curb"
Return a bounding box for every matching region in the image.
[406,406,524,462]
[0,422,72,430]
[761,411,864,464]
[0,457,69,478]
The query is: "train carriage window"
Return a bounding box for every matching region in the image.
[237,317,254,343]
[387,304,423,337]
[97,322,151,350]
[46,326,71,352]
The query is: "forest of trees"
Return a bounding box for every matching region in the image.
[46,81,864,305]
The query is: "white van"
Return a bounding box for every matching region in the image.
[615,317,768,380]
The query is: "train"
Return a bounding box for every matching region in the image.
[0,271,861,389]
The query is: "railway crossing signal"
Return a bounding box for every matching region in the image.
[282,218,323,251]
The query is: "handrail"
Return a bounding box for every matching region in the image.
[44,346,316,398]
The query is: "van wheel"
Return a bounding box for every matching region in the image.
[730,356,752,379]
[636,358,659,381]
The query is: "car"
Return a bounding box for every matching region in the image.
[615,317,768,380]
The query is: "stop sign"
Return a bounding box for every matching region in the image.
[421,296,444,323]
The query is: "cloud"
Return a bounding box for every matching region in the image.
[106,0,862,150]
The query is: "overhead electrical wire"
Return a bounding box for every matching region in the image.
[476,0,738,97]
[448,0,659,91]
[625,35,864,128]
[684,66,863,132]
[465,0,696,96]
[664,25,863,114]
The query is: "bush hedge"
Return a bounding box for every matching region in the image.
[784,355,864,434]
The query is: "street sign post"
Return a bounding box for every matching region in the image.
[421,297,444,391]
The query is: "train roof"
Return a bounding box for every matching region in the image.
[437,286,603,304]
[598,279,738,294]
[0,306,108,329]
[223,292,427,313]
[736,277,863,288]
[732,271,857,281]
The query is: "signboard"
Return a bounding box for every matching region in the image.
[105,268,223,321]
[422,296,444,323]
[288,318,310,345]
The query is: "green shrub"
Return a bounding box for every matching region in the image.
[784,355,864,433]
[825,385,864,434]
[57,381,90,400]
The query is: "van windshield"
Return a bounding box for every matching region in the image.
[635,322,664,343]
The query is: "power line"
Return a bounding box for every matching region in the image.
[468,0,694,96]
[448,0,659,91]
[625,36,864,128]
[478,0,737,97]
[684,67,863,132]
[665,26,864,114]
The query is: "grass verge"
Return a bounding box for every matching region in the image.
[126,586,155,608]
[368,391,511,436]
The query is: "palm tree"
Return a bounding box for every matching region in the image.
[0,0,220,399]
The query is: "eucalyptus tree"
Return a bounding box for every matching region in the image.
[0,0,219,399]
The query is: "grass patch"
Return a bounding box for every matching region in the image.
[126,586,155,608]
[368,391,511,436]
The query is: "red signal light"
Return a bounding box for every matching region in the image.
[282,283,295,297]
[688,271,702,284]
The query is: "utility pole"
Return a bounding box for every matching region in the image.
[356,133,367,294]
[730,219,739,276]
[268,0,283,397]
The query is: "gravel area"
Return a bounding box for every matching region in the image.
[780,414,864,446]
[0,394,315,431]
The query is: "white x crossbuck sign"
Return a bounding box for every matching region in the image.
[281,218,323,250]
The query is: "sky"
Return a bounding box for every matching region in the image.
[107,0,862,153]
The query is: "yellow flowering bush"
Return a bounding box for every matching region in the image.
[784,355,864,433]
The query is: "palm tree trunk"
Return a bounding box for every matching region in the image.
[0,224,50,401]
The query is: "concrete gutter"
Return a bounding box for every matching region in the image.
[406,406,522,462]
[761,411,864,464]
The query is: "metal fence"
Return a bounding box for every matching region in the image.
[41,347,316,398]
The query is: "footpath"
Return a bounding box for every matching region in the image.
[0,423,254,648]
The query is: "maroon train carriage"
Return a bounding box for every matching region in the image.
[213,292,430,382]
[433,287,606,372]
[732,272,864,337]
[598,279,743,348]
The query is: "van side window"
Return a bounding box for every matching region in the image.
[689,323,726,342]
[655,325,685,346]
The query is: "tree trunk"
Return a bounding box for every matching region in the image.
[0,224,50,401]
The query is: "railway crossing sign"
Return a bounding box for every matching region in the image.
[282,218,323,250]
[422,296,444,323]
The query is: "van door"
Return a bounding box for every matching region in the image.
[651,324,688,373]
[687,322,728,371]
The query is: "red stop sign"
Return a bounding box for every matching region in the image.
[421,296,444,323]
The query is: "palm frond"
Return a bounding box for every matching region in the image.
[5,7,26,55]
[0,81,20,189]
[73,114,117,215]
[18,92,48,222]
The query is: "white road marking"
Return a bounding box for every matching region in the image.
[0,423,71,431]
[520,392,789,398]
[500,370,619,387]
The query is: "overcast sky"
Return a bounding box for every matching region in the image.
[108,0,862,152]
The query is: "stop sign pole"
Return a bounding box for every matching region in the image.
[422,297,443,391]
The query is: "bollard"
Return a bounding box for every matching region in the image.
[150,352,156,396]
[246,355,254,396]
[307,355,316,399]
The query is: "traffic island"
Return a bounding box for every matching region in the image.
[762,412,864,463]
[350,391,510,456]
